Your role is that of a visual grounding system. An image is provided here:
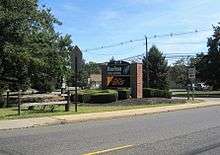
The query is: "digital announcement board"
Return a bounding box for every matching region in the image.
[105,61,130,88]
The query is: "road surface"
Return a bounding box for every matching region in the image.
[0,105,220,155]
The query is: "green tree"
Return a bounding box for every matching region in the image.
[168,58,188,88]
[0,0,72,93]
[30,34,72,92]
[0,0,38,91]
[143,45,169,90]
[67,61,101,88]
[193,24,220,89]
[84,62,101,75]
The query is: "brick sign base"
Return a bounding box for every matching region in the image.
[130,63,143,98]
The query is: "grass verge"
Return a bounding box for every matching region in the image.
[0,102,191,120]
[172,91,220,98]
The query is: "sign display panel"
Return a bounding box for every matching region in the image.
[105,61,130,88]
[107,76,130,87]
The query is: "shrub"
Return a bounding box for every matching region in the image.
[76,93,91,103]
[143,88,171,98]
[90,93,117,103]
[117,89,130,100]
[71,91,92,103]
[76,89,118,103]
[32,80,55,93]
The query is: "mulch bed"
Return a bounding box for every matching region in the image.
[112,98,187,105]
[80,98,187,106]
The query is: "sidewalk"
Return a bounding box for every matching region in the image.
[0,98,219,130]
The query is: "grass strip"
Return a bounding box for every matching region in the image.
[0,102,189,120]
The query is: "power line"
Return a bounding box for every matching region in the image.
[83,28,211,52]
[148,41,206,45]
[86,41,207,57]
[165,52,207,55]
[119,52,202,62]
[90,47,206,56]
[93,52,205,57]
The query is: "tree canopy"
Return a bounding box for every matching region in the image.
[0,0,72,93]
[193,23,220,89]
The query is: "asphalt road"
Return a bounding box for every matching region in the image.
[0,106,220,155]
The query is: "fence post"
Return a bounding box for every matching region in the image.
[3,89,9,108]
[6,90,9,107]
[65,90,70,112]
[18,90,21,115]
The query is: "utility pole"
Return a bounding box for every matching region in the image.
[145,36,150,88]
[74,56,78,112]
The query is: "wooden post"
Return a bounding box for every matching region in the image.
[3,90,9,108]
[65,89,70,112]
[6,90,9,107]
[18,90,21,115]
[187,85,190,100]
[192,81,195,101]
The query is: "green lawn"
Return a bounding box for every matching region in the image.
[0,103,186,120]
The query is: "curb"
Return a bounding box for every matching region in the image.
[52,102,220,124]
[0,101,220,130]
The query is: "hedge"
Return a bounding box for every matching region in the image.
[71,93,90,103]
[90,93,117,103]
[143,88,171,98]
[72,88,172,103]
[74,89,118,103]
[117,89,130,100]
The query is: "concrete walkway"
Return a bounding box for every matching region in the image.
[0,98,219,130]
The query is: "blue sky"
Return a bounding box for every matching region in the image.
[40,0,219,63]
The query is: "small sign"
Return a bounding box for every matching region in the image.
[188,68,196,79]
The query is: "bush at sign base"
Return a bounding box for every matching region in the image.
[74,89,118,103]
[117,89,130,100]
[143,88,171,98]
